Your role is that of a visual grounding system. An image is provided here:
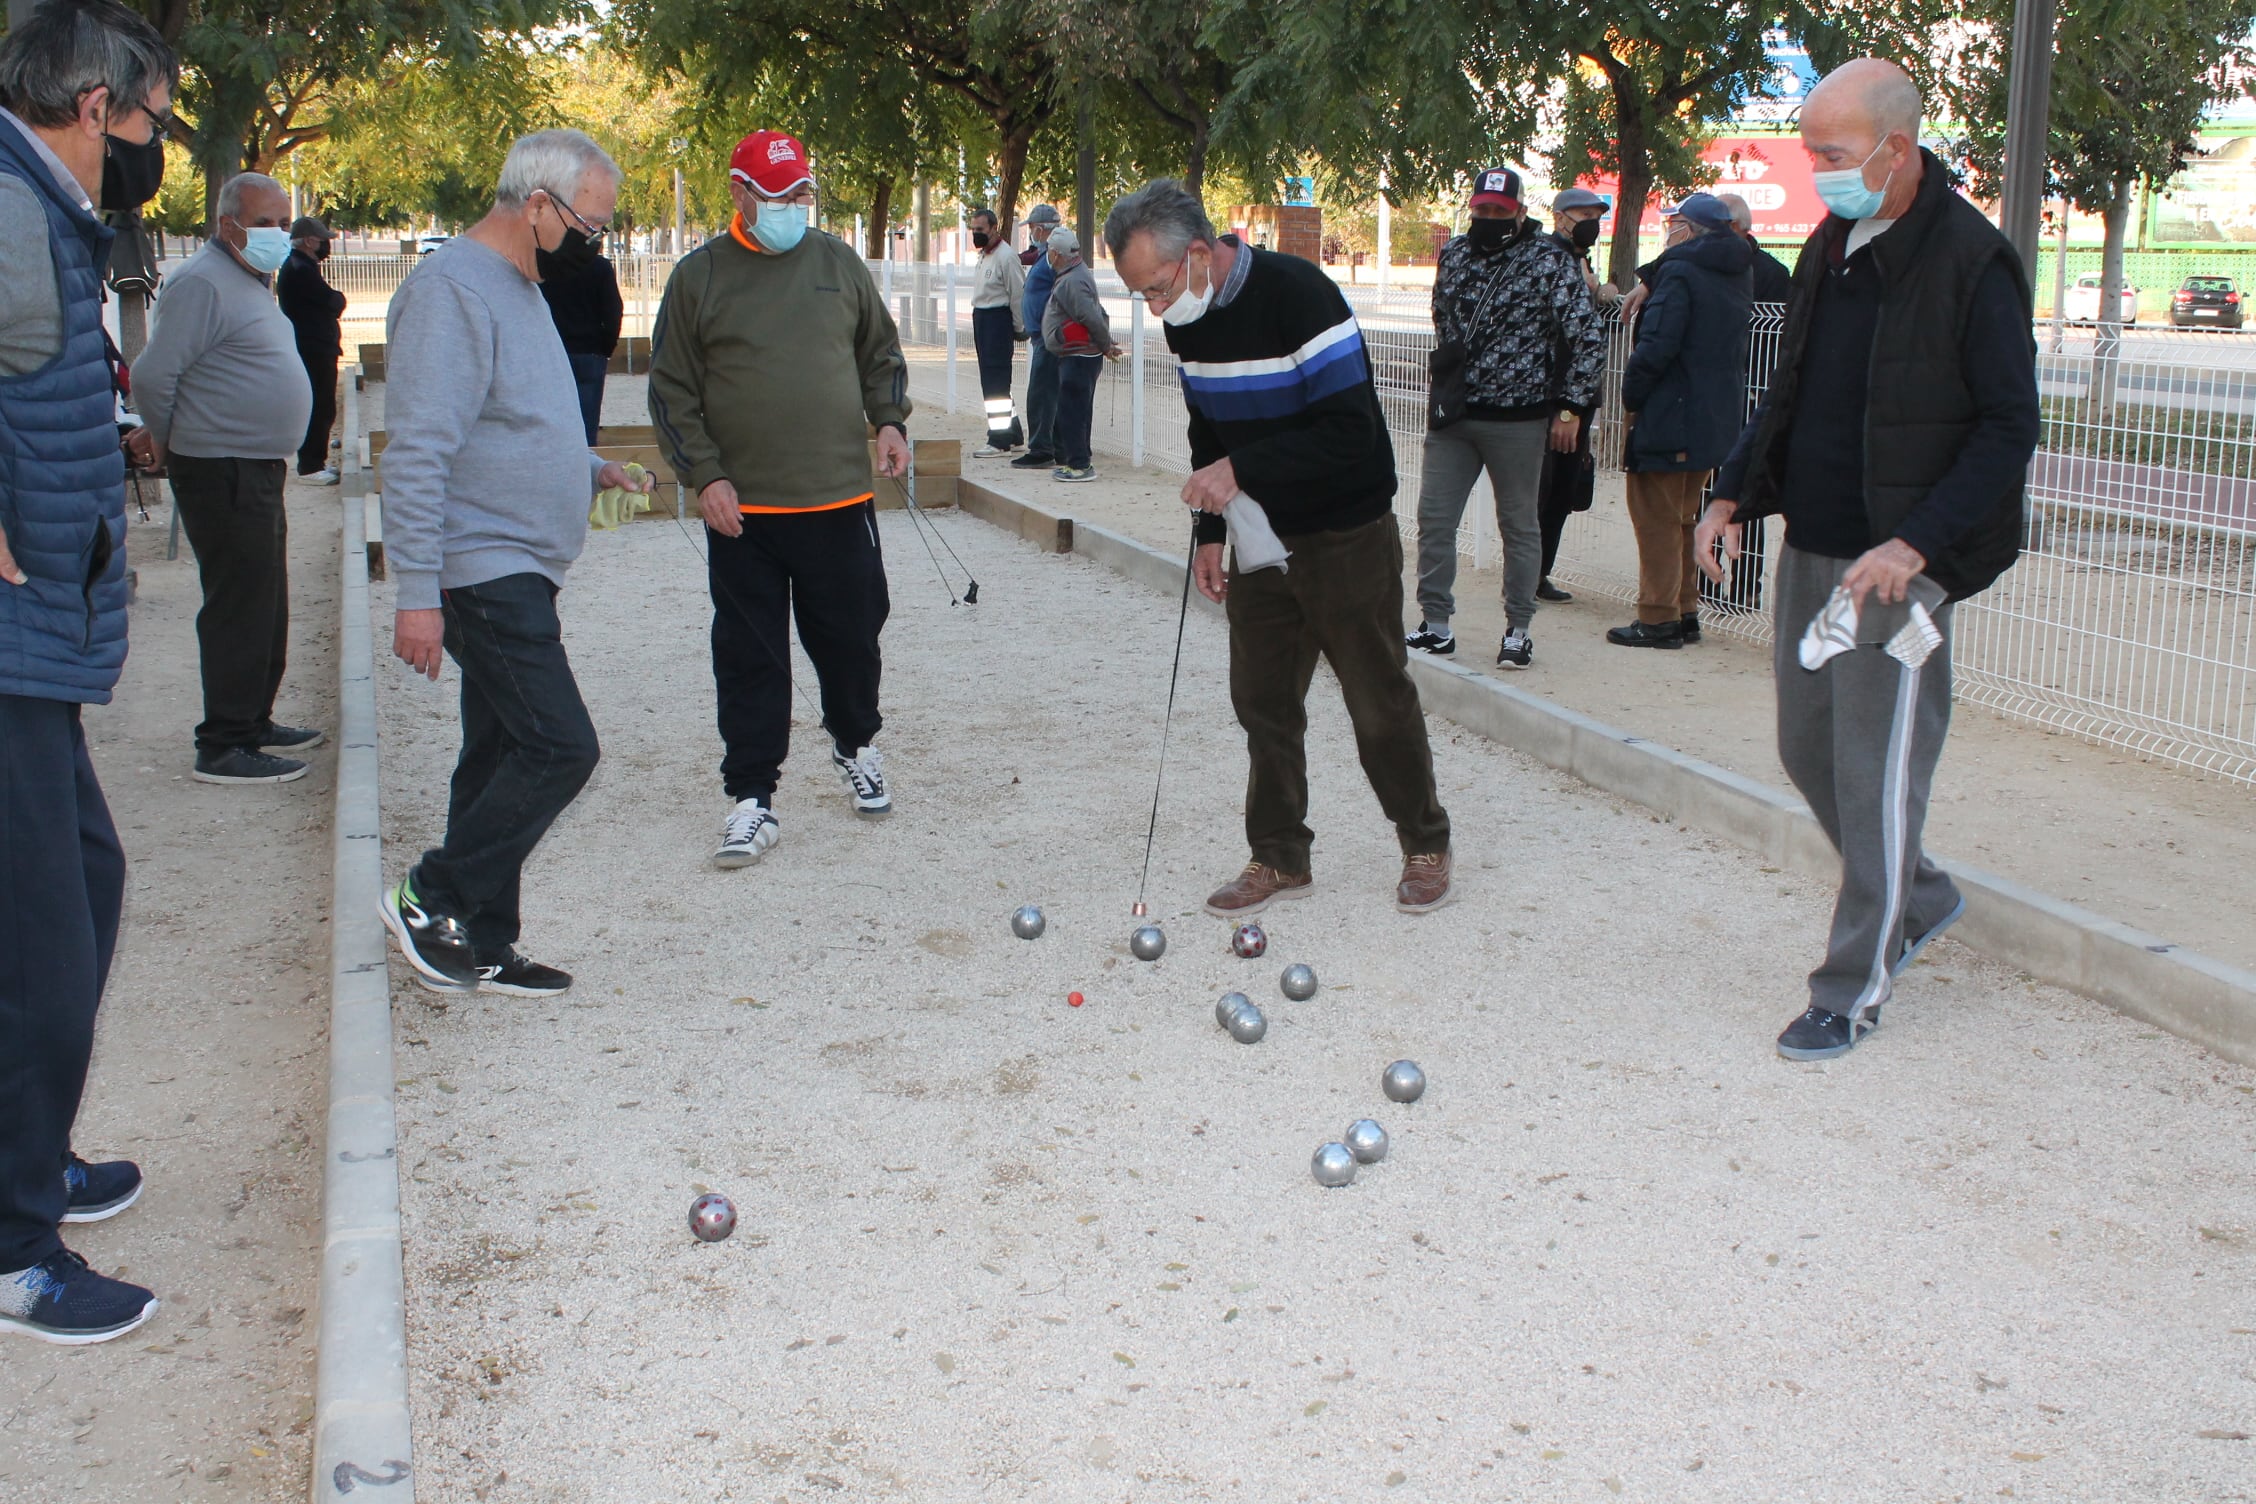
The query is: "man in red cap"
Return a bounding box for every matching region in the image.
[650,130,913,870]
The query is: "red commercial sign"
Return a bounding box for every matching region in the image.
[1583,136,1827,244]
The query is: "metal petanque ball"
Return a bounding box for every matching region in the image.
[1215,991,1252,1029]
[1226,1002,1268,1044]
[1231,923,1268,959]
[1279,962,1318,1001]
[1130,924,1167,961]
[1344,1118,1390,1163]
[1381,1060,1427,1104]
[687,1192,737,1243]
[1010,905,1046,940]
[1311,1142,1358,1187]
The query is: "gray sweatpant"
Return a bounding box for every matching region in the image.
[1773,544,1963,1020]
[1414,417,1548,632]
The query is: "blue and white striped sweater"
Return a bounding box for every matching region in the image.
[1179,315,1372,423]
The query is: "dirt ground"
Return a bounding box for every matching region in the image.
[0,480,330,1502]
[372,509,2256,1504]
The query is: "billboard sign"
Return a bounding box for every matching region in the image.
[1580,136,1828,243]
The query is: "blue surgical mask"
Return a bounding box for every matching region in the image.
[1812,138,1892,222]
[751,200,809,253]
[238,225,292,275]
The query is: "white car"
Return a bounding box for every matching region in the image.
[2062,273,2138,324]
[415,233,451,256]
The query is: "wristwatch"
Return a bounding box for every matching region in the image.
[1557,409,1579,424]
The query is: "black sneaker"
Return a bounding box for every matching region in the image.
[1536,579,1573,603]
[61,1154,142,1223]
[1679,613,1702,644]
[379,875,477,989]
[1776,1004,1880,1061]
[259,723,326,751]
[1405,622,1455,655]
[1496,629,1533,669]
[832,745,893,816]
[1605,619,1686,649]
[0,1248,158,1345]
[193,746,309,784]
[471,948,572,997]
[1008,451,1057,469]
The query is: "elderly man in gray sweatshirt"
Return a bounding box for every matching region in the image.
[133,170,320,785]
[376,128,649,1000]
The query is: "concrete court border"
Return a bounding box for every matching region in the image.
[956,478,2256,1068]
[311,374,416,1503]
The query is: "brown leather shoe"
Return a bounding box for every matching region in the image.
[1396,850,1453,913]
[1204,861,1314,918]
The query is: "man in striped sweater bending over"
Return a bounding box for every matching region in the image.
[1105,180,1454,917]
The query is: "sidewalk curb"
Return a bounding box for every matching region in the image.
[957,478,2256,1068]
[312,377,416,1502]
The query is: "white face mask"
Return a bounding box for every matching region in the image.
[1156,252,1214,327]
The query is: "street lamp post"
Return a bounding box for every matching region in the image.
[1996,0,2057,283]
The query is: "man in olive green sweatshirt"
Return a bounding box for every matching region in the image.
[649,129,912,869]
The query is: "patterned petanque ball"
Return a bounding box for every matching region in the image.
[1231,923,1267,959]
[687,1192,737,1243]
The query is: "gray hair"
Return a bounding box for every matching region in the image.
[1716,193,1754,234]
[1104,179,1215,263]
[493,128,622,212]
[0,0,178,130]
[216,171,284,221]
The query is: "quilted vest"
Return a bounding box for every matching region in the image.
[0,123,128,703]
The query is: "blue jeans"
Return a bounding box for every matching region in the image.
[567,352,608,446]
[411,574,600,958]
[1024,341,1059,459]
[0,695,124,1272]
[1055,354,1102,469]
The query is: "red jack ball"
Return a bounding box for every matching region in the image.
[1068,991,1085,1007]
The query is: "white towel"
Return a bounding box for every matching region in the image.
[1224,493,1290,574]
[1800,581,1946,671]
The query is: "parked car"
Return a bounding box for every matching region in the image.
[2061,273,2139,324]
[2169,275,2244,329]
[415,233,451,256]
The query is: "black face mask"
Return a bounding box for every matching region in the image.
[1569,217,1602,250]
[99,131,167,212]
[314,242,331,261]
[537,223,600,279]
[971,229,992,250]
[1467,216,1521,251]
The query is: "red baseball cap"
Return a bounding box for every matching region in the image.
[1469,165,1523,213]
[729,131,814,196]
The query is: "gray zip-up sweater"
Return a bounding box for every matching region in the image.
[1041,260,1113,354]
[382,237,604,611]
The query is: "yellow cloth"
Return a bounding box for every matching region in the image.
[589,462,652,530]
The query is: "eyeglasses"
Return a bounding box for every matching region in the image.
[136,102,175,137]
[1135,257,1187,305]
[546,191,611,241]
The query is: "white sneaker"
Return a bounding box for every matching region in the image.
[831,745,892,816]
[305,467,339,486]
[713,799,780,868]
[972,443,1016,458]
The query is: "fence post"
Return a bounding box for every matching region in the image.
[881,255,893,305]
[1130,296,1146,468]
[945,264,959,415]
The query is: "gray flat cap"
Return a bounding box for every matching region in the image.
[1551,187,1607,212]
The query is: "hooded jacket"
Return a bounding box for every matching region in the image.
[1621,228,1754,473]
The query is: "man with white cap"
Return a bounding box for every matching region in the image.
[1037,225,1120,482]
[649,129,912,869]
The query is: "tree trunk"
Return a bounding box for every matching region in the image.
[993,128,1031,237]
[1185,126,1209,197]
[868,178,894,259]
[1076,86,1096,253]
[2094,171,2134,420]
[1606,75,1653,291]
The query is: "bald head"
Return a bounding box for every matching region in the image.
[1803,59,1922,146]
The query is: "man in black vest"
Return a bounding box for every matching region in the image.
[1700,59,2039,1061]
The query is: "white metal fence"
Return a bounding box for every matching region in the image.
[871,258,2256,786]
[324,248,2256,783]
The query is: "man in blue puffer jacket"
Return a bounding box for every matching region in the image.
[1607,192,1753,649]
[0,0,178,1347]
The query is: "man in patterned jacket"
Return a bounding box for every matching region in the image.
[1409,166,1607,670]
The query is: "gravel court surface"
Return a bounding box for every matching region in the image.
[369,509,2256,1504]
